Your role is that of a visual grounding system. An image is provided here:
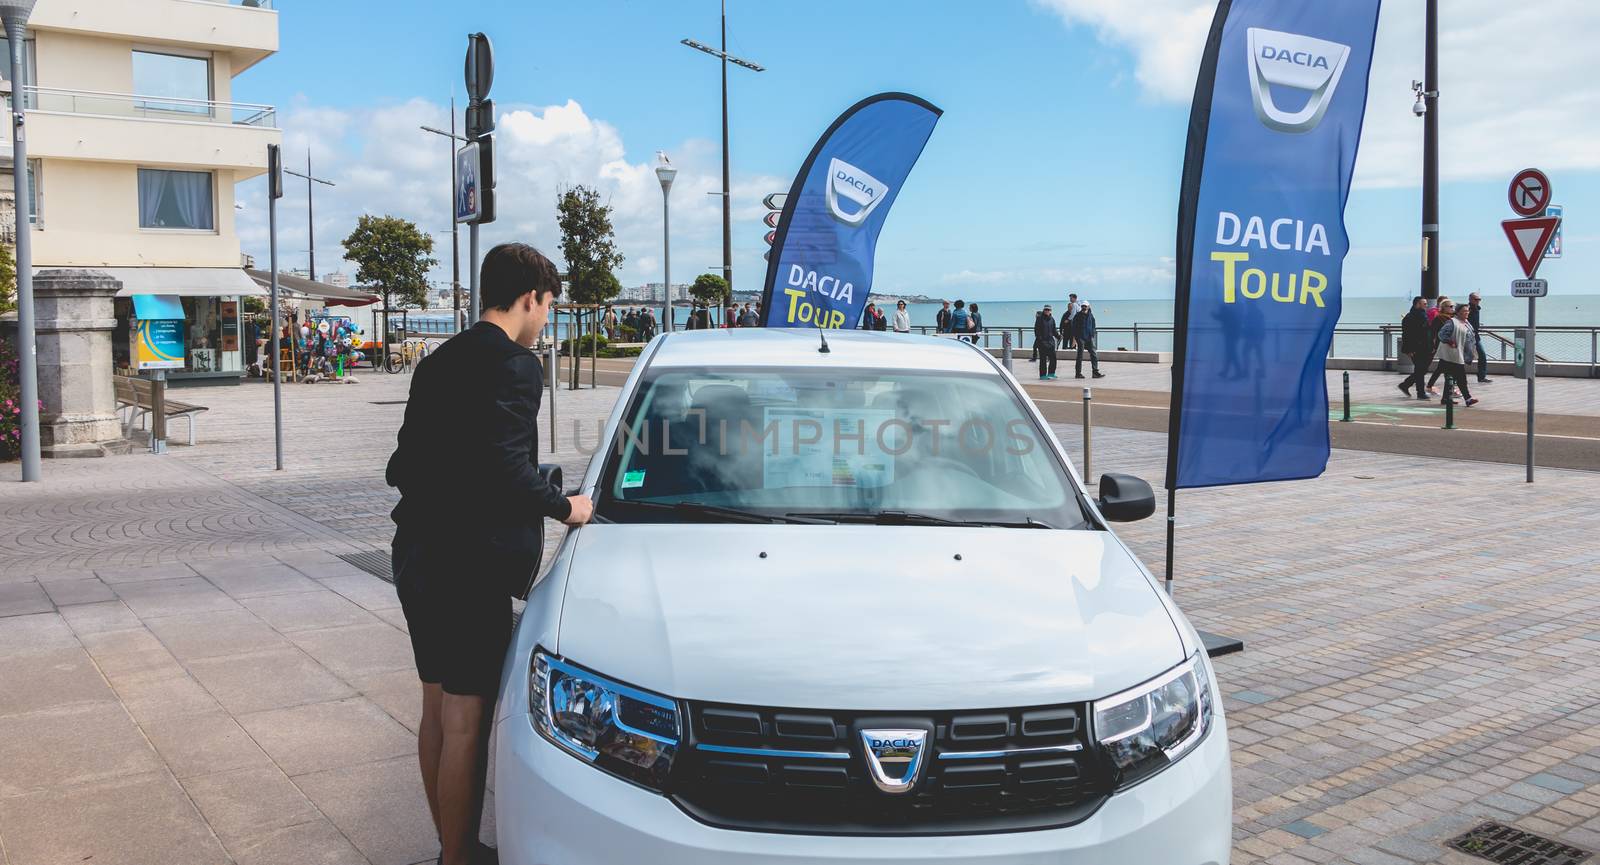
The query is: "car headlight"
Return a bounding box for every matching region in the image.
[530,651,680,792]
[1092,652,1214,790]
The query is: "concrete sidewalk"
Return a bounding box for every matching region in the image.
[2,369,1599,864]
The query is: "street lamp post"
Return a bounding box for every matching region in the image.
[682,0,763,324]
[655,152,677,334]
[283,156,335,278]
[2,0,39,481]
[1417,0,1440,303]
[421,101,467,331]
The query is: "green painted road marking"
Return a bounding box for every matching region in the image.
[1330,403,1446,421]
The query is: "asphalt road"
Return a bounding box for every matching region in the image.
[548,355,1600,472]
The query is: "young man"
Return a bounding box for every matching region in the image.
[1034,305,1059,380]
[935,300,952,334]
[1074,302,1104,379]
[387,243,592,865]
[1398,295,1431,398]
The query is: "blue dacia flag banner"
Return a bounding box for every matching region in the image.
[760,93,941,330]
[1167,0,1382,490]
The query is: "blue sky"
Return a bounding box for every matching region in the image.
[231,0,1598,303]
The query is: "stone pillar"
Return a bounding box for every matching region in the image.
[34,269,132,457]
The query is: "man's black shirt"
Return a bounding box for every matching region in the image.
[386,321,570,547]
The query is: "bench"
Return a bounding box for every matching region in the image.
[114,375,208,446]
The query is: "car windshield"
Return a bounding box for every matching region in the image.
[595,366,1090,528]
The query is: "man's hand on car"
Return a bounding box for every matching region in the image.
[564,494,594,526]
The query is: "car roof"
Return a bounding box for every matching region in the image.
[645,328,998,374]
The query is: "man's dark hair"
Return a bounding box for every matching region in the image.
[1413,295,1425,305]
[955,299,965,309]
[481,243,562,312]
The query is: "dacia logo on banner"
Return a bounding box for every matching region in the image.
[826,158,889,226]
[1246,28,1351,134]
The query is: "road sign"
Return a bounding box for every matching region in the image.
[1508,168,1551,217]
[763,211,781,228]
[1511,278,1548,298]
[762,193,787,210]
[455,142,481,223]
[763,230,777,246]
[1501,216,1560,278]
[465,33,494,102]
[1544,205,1563,258]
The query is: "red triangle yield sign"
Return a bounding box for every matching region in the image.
[1502,216,1561,278]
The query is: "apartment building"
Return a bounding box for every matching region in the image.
[10,0,280,384]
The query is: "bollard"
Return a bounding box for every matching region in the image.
[1340,370,1351,422]
[1001,331,1013,373]
[1082,387,1093,483]
[1442,376,1456,430]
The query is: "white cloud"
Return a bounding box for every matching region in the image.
[237,97,786,296]
[1033,0,1600,187]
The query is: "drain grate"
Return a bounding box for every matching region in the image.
[338,550,394,583]
[1448,822,1592,865]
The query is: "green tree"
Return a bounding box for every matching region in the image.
[341,215,437,309]
[556,185,624,305]
[0,243,15,315]
[690,272,729,307]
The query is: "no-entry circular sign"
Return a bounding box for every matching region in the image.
[1508,168,1551,217]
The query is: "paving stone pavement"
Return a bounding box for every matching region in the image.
[1,369,1597,864]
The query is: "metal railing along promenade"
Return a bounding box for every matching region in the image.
[910,323,1600,375]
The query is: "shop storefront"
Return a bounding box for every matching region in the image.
[104,267,265,386]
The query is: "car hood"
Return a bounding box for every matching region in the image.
[554,525,1184,710]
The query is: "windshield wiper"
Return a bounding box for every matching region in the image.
[786,510,1053,529]
[615,500,831,525]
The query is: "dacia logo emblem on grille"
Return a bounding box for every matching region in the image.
[1246,27,1352,134]
[826,158,889,227]
[859,729,928,795]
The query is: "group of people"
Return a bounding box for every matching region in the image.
[679,301,764,330]
[1032,293,1102,380]
[600,306,659,342]
[862,299,913,332]
[1399,292,1490,406]
[932,299,984,341]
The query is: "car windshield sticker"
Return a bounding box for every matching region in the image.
[621,469,646,490]
[762,407,896,489]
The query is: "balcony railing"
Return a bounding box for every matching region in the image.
[187,0,275,8]
[15,86,276,128]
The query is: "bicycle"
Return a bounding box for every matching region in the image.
[384,339,431,374]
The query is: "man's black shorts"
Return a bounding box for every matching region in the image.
[392,541,512,699]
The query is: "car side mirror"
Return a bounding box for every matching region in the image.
[1097,473,1156,522]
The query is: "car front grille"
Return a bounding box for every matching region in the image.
[668,700,1110,835]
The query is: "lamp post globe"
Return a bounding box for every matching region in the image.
[655,152,677,333]
[0,0,36,26]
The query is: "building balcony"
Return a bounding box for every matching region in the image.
[14,86,280,176]
[31,0,278,72]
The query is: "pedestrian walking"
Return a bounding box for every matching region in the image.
[1435,302,1479,406]
[966,303,983,343]
[1034,305,1059,380]
[935,300,952,334]
[1425,297,1455,394]
[1063,294,1080,349]
[1468,292,1492,383]
[385,243,592,865]
[1074,302,1104,378]
[1398,295,1432,399]
[861,302,881,330]
[603,306,618,340]
[1030,308,1041,362]
[892,299,911,333]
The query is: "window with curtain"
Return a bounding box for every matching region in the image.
[133,50,211,115]
[138,168,214,230]
[0,37,37,108]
